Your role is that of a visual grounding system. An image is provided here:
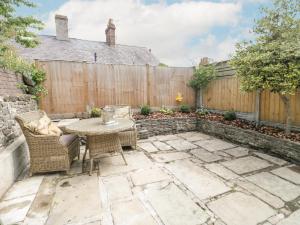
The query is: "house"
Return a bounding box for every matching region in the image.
[15,15,160,66]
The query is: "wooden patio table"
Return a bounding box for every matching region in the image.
[65,118,134,175]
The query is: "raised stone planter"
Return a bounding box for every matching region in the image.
[136,117,197,139]
[197,119,300,163]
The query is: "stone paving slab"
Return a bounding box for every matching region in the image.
[235,179,285,209]
[146,183,209,225]
[254,152,288,166]
[45,174,101,225]
[99,152,153,176]
[155,134,179,141]
[246,172,300,202]
[130,168,170,186]
[224,147,249,157]
[208,192,275,225]
[0,194,35,225]
[111,199,157,225]
[205,163,240,180]
[194,139,236,152]
[151,152,191,163]
[152,141,172,151]
[277,209,300,225]
[190,148,222,163]
[138,142,158,153]
[166,140,197,151]
[177,132,211,142]
[221,156,272,175]
[271,166,300,185]
[23,176,58,225]
[166,160,230,200]
[102,175,132,202]
[2,176,44,201]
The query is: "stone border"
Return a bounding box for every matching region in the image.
[136,117,197,139]
[197,119,300,163]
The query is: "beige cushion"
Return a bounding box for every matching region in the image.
[59,134,77,146]
[25,112,62,136]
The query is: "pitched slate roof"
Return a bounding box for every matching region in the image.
[15,35,160,66]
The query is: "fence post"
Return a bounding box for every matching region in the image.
[255,89,261,126]
[146,64,150,106]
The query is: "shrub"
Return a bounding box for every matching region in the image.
[196,106,209,116]
[159,106,174,115]
[223,111,237,121]
[141,105,151,115]
[91,107,101,118]
[179,104,191,113]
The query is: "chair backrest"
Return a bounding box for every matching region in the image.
[110,105,132,119]
[15,110,45,128]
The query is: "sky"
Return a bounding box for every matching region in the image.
[16,0,271,66]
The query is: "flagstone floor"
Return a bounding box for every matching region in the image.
[0,132,300,225]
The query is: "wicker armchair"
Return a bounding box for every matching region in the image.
[110,105,137,149]
[15,110,80,175]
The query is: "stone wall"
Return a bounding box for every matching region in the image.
[0,69,24,96]
[197,119,300,163]
[136,117,197,139]
[0,95,37,151]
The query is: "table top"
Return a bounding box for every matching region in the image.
[65,118,134,136]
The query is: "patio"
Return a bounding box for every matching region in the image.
[0,132,299,225]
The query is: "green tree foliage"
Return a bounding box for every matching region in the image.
[0,0,46,99]
[230,0,300,134]
[189,64,216,90]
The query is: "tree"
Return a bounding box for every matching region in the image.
[0,0,46,99]
[230,0,300,134]
[188,64,216,108]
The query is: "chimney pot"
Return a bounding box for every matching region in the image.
[199,57,209,66]
[55,14,69,41]
[105,19,116,47]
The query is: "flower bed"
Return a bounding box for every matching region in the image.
[199,113,300,142]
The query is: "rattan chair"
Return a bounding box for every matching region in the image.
[15,110,80,175]
[110,105,137,149]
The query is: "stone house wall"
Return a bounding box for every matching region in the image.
[0,69,24,96]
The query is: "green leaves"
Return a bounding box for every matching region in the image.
[189,64,216,90]
[230,0,300,96]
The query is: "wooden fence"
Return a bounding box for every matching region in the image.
[203,61,300,126]
[38,60,195,114]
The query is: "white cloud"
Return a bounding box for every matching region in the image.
[43,0,242,66]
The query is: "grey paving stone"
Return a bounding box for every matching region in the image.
[221,156,272,175]
[166,140,197,151]
[130,168,170,186]
[156,134,179,141]
[138,142,158,153]
[247,172,300,202]
[205,163,240,180]
[2,176,44,201]
[0,194,35,225]
[152,141,172,151]
[151,152,191,163]
[166,160,230,200]
[236,180,285,209]
[277,209,300,225]
[99,152,153,176]
[190,149,222,163]
[102,175,132,202]
[254,152,288,166]
[194,139,236,152]
[111,199,157,225]
[224,147,249,157]
[271,166,300,185]
[45,174,101,225]
[146,183,209,225]
[177,132,211,142]
[208,192,275,225]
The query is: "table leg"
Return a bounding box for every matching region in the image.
[82,143,88,173]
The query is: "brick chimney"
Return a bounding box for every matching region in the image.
[199,57,209,66]
[105,19,116,47]
[55,15,69,41]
